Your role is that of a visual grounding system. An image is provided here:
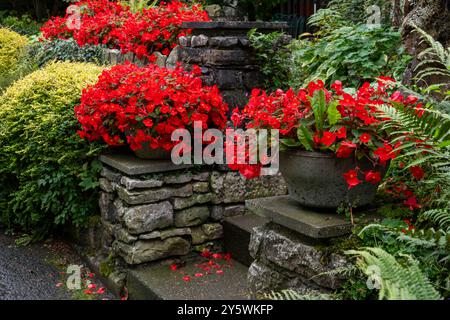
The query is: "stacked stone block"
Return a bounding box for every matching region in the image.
[99,159,287,266]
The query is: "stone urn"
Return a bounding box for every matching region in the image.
[279,149,388,209]
[134,143,172,160]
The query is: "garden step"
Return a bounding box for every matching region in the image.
[127,258,249,300]
[223,214,269,267]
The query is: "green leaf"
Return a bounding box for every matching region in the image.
[297,124,314,151]
[310,90,327,132]
[280,138,302,147]
[327,100,341,125]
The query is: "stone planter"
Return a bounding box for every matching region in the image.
[279,149,387,209]
[134,144,172,160]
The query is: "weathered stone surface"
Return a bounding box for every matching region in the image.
[191,35,209,47]
[202,223,224,240]
[99,154,192,176]
[250,223,351,290]
[120,176,163,190]
[210,171,246,204]
[113,199,126,220]
[101,221,115,250]
[101,166,122,183]
[204,4,222,19]
[174,206,210,227]
[178,36,191,47]
[99,192,116,223]
[193,172,210,181]
[203,49,251,66]
[190,223,224,245]
[153,52,167,68]
[211,204,245,221]
[209,36,239,48]
[247,260,315,297]
[192,182,209,193]
[163,172,193,184]
[172,193,212,210]
[122,201,173,234]
[166,45,182,69]
[99,178,115,193]
[114,237,190,265]
[215,69,242,89]
[246,196,352,239]
[139,228,191,240]
[114,226,138,244]
[117,184,193,205]
[245,173,287,199]
[238,37,250,47]
[248,225,264,259]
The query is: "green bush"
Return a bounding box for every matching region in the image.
[0,28,30,89]
[289,25,411,88]
[0,11,42,36]
[0,62,105,237]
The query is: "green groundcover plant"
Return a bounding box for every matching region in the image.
[0,61,104,237]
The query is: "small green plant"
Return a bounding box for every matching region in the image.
[248,29,291,91]
[289,25,410,88]
[0,11,42,35]
[28,38,108,67]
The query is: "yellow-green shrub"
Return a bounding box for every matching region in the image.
[0,28,29,88]
[0,62,104,236]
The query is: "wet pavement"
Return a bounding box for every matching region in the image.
[0,229,73,300]
[0,228,114,300]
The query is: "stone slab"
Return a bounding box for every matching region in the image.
[99,153,193,176]
[246,196,352,239]
[127,258,249,300]
[182,21,288,31]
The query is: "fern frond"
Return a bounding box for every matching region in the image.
[345,247,442,300]
[265,289,333,300]
[421,209,450,232]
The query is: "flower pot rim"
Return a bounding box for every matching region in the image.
[280,149,336,159]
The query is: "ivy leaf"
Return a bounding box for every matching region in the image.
[327,100,341,125]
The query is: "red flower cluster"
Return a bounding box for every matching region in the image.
[75,63,228,151]
[231,78,423,188]
[41,0,210,60]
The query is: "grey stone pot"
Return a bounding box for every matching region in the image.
[279,149,387,209]
[134,143,172,160]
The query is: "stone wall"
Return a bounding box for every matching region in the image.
[168,21,289,110]
[247,223,351,297]
[98,154,287,266]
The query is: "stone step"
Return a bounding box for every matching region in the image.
[127,258,249,300]
[223,214,269,267]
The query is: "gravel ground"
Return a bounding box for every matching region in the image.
[0,228,114,300]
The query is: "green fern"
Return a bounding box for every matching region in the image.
[345,247,442,300]
[409,23,450,85]
[265,289,333,300]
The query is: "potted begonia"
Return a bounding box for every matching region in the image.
[75,63,228,159]
[230,78,423,208]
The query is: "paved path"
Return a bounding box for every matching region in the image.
[0,230,74,300]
